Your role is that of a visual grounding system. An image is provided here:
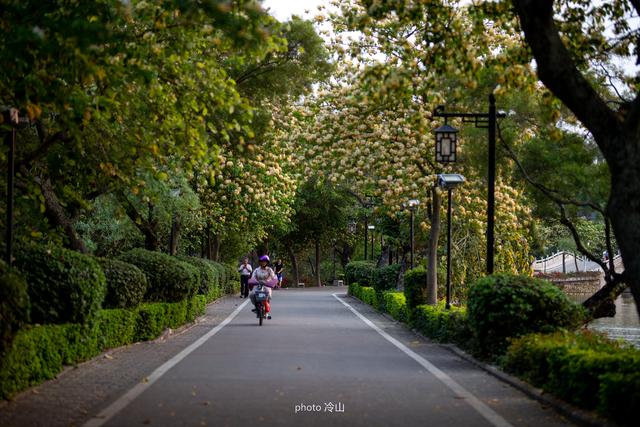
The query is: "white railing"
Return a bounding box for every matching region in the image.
[532,251,623,274]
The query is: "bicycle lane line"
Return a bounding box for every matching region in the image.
[82,299,251,427]
[332,293,513,427]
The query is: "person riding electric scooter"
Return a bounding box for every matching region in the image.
[248,255,277,319]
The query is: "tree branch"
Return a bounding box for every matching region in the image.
[512,0,620,146]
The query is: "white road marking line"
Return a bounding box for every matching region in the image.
[333,293,513,427]
[83,299,250,427]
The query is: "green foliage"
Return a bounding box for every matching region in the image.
[15,245,106,325]
[177,256,219,296]
[348,282,361,299]
[0,261,30,356]
[97,258,148,309]
[359,287,378,307]
[383,292,409,323]
[373,264,401,292]
[404,266,427,311]
[412,303,472,347]
[0,295,208,400]
[467,274,585,356]
[118,249,199,303]
[345,261,376,287]
[503,330,640,425]
[598,372,640,427]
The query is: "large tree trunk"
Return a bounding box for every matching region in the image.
[426,186,442,305]
[606,165,640,316]
[29,169,87,253]
[205,224,213,260]
[287,245,300,286]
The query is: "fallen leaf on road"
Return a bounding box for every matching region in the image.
[142,377,149,383]
[104,354,113,360]
[201,401,210,406]
[192,391,197,396]
[297,366,302,371]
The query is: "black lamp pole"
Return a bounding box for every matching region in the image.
[433,94,504,274]
[446,188,453,309]
[364,217,368,260]
[410,206,415,269]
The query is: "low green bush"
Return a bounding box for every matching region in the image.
[118,249,199,302]
[373,264,401,292]
[178,256,218,296]
[348,282,361,299]
[0,295,207,400]
[383,292,409,323]
[598,372,640,426]
[503,330,640,426]
[412,303,472,346]
[404,266,427,312]
[345,261,376,287]
[15,245,106,325]
[211,262,228,289]
[467,274,585,357]
[359,286,377,307]
[98,258,148,309]
[0,260,30,356]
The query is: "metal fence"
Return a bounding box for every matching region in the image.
[532,251,623,274]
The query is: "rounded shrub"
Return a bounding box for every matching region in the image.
[0,260,30,355]
[211,262,228,289]
[97,258,148,309]
[468,274,585,357]
[373,264,401,292]
[118,249,199,302]
[404,266,427,311]
[178,256,218,295]
[345,261,376,287]
[15,245,106,325]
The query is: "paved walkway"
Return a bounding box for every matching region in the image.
[0,288,575,427]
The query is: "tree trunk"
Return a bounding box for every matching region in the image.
[287,245,300,286]
[315,239,321,287]
[169,215,181,255]
[30,169,87,253]
[606,165,640,317]
[377,244,390,268]
[426,186,442,305]
[205,224,213,260]
[212,233,221,262]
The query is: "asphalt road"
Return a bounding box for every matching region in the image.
[84,288,574,427]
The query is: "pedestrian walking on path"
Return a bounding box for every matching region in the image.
[274,258,284,288]
[238,257,252,298]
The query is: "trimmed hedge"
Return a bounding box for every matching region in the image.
[413,303,472,346]
[503,330,640,426]
[348,282,361,299]
[359,286,377,307]
[118,249,199,302]
[0,295,206,400]
[98,258,148,309]
[15,245,106,325]
[178,256,219,296]
[468,274,585,356]
[373,264,401,292]
[383,292,409,323]
[0,261,30,356]
[345,261,376,287]
[404,266,427,312]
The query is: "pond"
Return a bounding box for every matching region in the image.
[570,293,640,348]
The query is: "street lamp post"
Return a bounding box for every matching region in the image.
[438,174,465,309]
[405,199,420,269]
[368,225,375,261]
[433,94,505,274]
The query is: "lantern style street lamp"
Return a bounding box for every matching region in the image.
[438,174,465,309]
[434,124,459,163]
[433,94,505,274]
